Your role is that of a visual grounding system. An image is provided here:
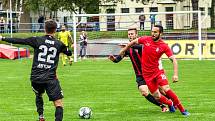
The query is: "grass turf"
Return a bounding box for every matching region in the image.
[0,58,215,121]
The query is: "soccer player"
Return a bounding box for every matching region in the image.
[0,20,72,121]
[119,25,190,116]
[58,25,73,66]
[109,28,168,112]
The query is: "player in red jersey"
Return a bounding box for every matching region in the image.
[109,28,168,112]
[119,25,190,116]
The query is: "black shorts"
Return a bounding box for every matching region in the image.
[31,79,64,101]
[136,76,146,87]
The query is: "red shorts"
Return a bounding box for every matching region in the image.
[145,71,169,93]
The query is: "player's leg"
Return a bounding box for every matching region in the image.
[158,72,189,115]
[31,82,45,121]
[147,78,175,112]
[151,89,175,113]
[160,85,189,115]
[45,79,64,121]
[159,86,171,99]
[136,77,167,112]
[62,54,67,66]
[65,47,72,65]
[139,85,168,112]
[67,55,72,65]
[54,99,63,121]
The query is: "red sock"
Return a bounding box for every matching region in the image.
[159,95,172,106]
[166,90,185,112]
[176,104,185,112]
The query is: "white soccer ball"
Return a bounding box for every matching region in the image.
[78,107,92,119]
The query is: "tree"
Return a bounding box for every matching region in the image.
[59,0,99,14]
[61,0,122,14]
[23,0,41,12]
[1,0,16,9]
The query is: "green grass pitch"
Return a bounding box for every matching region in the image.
[0,58,215,121]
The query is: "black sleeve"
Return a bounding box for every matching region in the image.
[113,55,123,63]
[2,37,37,48]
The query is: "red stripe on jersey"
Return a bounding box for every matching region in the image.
[135,47,142,62]
[130,48,142,75]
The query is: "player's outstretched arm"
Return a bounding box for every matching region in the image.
[169,56,178,83]
[119,38,138,57]
[0,35,36,47]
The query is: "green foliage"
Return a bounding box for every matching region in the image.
[1,0,16,9]
[24,0,41,12]
[43,0,62,11]
[58,0,100,14]
[22,0,125,14]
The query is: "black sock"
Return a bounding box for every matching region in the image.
[55,106,63,121]
[36,95,44,116]
[145,94,162,107]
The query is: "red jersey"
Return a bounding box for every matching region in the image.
[138,36,173,79]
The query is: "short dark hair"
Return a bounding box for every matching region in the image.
[45,19,57,34]
[128,28,137,34]
[154,25,163,33]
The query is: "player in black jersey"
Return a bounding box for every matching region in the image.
[109,28,168,112]
[0,20,71,121]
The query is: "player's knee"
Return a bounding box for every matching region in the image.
[161,85,171,92]
[139,85,149,96]
[153,95,160,100]
[152,91,160,100]
[140,89,149,97]
[54,99,63,107]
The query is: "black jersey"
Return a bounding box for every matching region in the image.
[3,35,72,83]
[113,45,142,76]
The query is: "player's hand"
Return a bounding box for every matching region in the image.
[108,55,116,62]
[172,75,178,83]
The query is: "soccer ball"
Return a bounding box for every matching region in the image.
[78,107,92,119]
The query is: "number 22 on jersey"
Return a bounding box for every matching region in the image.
[38,45,57,64]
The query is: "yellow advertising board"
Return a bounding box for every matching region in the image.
[163,40,215,59]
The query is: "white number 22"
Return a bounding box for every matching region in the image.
[38,45,57,64]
